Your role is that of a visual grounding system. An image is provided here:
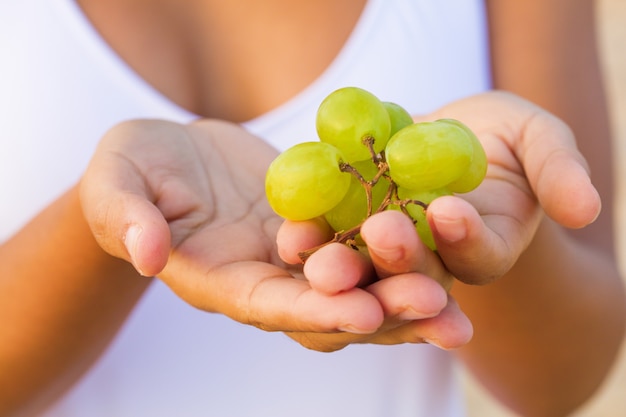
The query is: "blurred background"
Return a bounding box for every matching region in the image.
[463,0,626,416]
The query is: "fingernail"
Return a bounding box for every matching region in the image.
[338,324,373,335]
[369,245,405,262]
[423,338,447,350]
[124,224,145,275]
[398,307,435,321]
[432,215,467,243]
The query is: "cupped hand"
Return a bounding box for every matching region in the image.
[80,120,383,334]
[277,91,601,348]
[284,92,600,288]
[415,91,601,284]
[80,119,472,352]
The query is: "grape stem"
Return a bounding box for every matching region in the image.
[297,137,428,263]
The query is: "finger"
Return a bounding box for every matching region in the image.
[303,243,374,294]
[366,273,448,320]
[363,296,473,349]
[286,294,472,352]
[80,156,171,277]
[427,195,530,285]
[520,112,601,228]
[160,259,384,335]
[276,218,335,264]
[360,210,453,289]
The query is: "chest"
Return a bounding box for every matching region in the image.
[76,0,367,121]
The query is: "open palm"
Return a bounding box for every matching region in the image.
[81,119,457,348]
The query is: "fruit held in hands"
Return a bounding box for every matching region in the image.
[439,118,488,193]
[392,187,453,251]
[265,141,351,221]
[265,87,487,256]
[386,121,474,191]
[383,101,414,137]
[324,159,390,234]
[316,87,391,162]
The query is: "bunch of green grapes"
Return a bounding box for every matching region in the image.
[265,86,487,257]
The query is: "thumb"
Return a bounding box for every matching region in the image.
[524,124,602,229]
[492,93,601,228]
[116,196,172,277]
[80,167,171,278]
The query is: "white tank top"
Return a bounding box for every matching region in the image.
[0,1,491,416]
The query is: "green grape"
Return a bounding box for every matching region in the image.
[437,119,487,193]
[324,159,390,233]
[316,87,391,162]
[391,187,453,251]
[386,120,473,191]
[265,142,351,221]
[383,101,414,137]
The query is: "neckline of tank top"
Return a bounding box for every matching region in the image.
[52,0,384,129]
